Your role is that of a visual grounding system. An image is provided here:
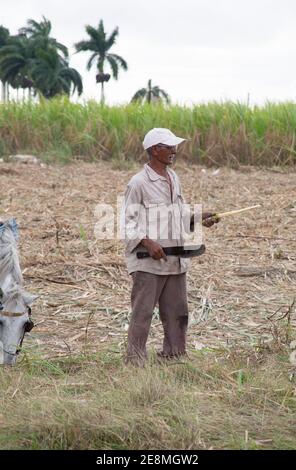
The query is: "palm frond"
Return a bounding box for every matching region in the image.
[106,55,119,79]
[74,40,93,52]
[54,41,68,58]
[157,88,170,103]
[97,20,106,40]
[109,53,128,71]
[131,88,147,102]
[85,25,101,45]
[32,49,83,98]
[84,25,106,55]
[86,51,98,71]
[105,27,119,50]
[0,26,10,47]
[20,17,52,37]
[62,67,83,95]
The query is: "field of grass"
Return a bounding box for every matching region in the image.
[0,344,295,450]
[0,159,296,449]
[1,98,296,166]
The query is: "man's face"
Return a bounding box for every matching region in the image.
[151,144,177,165]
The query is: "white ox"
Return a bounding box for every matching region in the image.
[0,219,36,365]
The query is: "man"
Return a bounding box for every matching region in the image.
[122,128,218,365]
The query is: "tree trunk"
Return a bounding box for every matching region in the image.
[1,81,5,102]
[148,79,152,104]
[100,81,105,105]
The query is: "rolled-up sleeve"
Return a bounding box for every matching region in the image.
[121,182,147,254]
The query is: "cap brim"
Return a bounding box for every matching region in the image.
[162,136,186,146]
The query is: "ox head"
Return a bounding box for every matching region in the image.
[0,283,37,365]
[0,307,34,365]
[0,218,37,365]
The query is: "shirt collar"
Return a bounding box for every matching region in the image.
[144,163,171,182]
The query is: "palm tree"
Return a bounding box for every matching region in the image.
[131,79,170,104]
[75,20,128,104]
[31,49,83,98]
[0,26,10,101]
[0,34,35,100]
[19,16,68,59]
[0,20,82,100]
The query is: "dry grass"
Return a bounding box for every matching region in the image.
[0,159,296,449]
[0,347,295,449]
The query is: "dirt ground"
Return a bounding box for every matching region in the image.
[1,160,296,359]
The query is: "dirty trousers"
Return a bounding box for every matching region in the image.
[126,271,189,361]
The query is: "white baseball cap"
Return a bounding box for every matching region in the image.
[142,128,186,150]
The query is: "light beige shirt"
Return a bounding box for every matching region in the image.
[122,163,192,275]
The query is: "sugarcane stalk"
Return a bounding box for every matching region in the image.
[203,204,261,222]
[214,205,261,219]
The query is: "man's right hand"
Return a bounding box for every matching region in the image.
[141,238,167,261]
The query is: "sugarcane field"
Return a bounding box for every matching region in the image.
[0,155,295,450]
[1,160,296,358]
[1,1,296,458]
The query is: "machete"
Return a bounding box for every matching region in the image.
[137,244,206,259]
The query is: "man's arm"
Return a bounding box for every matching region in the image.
[121,182,147,253]
[122,181,167,260]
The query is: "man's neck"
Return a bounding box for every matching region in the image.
[148,160,169,177]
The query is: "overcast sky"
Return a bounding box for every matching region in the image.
[1,0,296,105]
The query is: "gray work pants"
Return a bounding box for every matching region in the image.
[126,271,189,363]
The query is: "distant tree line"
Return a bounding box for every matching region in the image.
[0,17,170,104]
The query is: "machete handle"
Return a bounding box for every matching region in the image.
[137,252,151,259]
